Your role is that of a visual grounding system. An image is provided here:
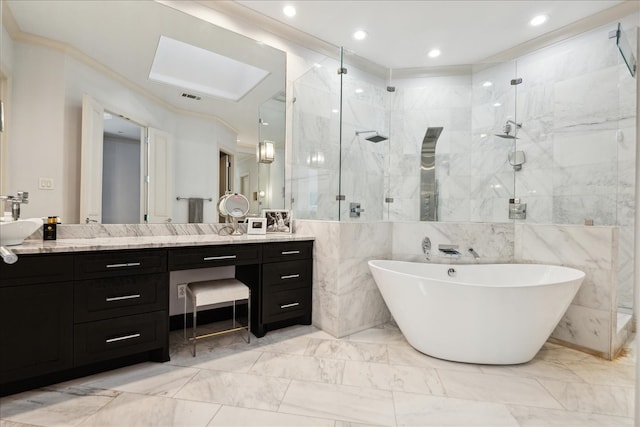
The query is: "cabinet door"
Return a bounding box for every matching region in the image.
[0,282,73,384]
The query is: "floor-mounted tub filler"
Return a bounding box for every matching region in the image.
[368,260,585,365]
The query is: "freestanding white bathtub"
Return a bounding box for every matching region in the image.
[368,260,585,365]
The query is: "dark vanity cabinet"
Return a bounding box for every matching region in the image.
[0,239,312,395]
[73,250,169,365]
[255,241,313,337]
[0,254,74,387]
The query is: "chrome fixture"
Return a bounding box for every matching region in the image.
[349,202,365,218]
[422,237,431,260]
[508,150,526,171]
[420,127,443,221]
[355,130,388,143]
[509,198,527,220]
[468,248,480,259]
[1,192,29,220]
[495,120,522,139]
[438,244,461,257]
[0,246,17,264]
[447,267,456,277]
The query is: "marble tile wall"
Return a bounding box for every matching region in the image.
[514,223,621,359]
[295,220,393,338]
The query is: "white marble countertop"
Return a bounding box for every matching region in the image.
[9,233,315,255]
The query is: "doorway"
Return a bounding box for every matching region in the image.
[102,112,143,223]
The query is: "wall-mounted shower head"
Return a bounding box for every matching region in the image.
[495,120,522,139]
[355,130,388,143]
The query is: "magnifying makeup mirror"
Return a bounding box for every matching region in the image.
[217,193,250,235]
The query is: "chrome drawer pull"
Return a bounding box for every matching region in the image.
[281,250,300,255]
[106,333,141,343]
[281,274,300,280]
[106,294,141,302]
[203,255,237,261]
[106,262,141,268]
[280,302,300,309]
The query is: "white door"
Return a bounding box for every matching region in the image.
[146,127,173,223]
[80,94,104,224]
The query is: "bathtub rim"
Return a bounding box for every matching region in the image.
[368,259,586,288]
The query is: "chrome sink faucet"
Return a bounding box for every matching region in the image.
[468,247,480,259]
[1,192,29,220]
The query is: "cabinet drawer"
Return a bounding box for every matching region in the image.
[0,254,73,286]
[262,260,311,286]
[262,286,311,323]
[74,311,167,365]
[262,241,312,262]
[168,244,260,270]
[75,250,166,279]
[75,273,168,322]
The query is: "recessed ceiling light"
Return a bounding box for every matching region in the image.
[283,5,296,17]
[482,81,493,87]
[353,30,367,40]
[332,109,339,114]
[493,102,502,107]
[530,14,549,26]
[355,88,364,94]
[427,49,441,58]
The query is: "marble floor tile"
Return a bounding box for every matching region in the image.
[77,392,220,427]
[0,324,635,427]
[386,345,483,373]
[392,391,519,426]
[173,370,290,411]
[81,362,199,397]
[508,404,634,427]
[249,352,345,384]
[341,360,446,395]
[563,360,636,387]
[539,379,634,417]
[438,370,563,409]
[0,386,118,426]
[479,359,585,382]
[278,380,395,425]
[345,324,408,347]
[169,347,263,373]
[304,339,389,363]
[208,405,335,426]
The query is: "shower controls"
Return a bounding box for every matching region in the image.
[447,268,456,277]
[349,202,365,218]
[509,198,527,220]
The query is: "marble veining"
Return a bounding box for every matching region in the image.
[12,223,314,255]
[1,323,634,426]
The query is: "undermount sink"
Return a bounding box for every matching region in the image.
[0,218,43,246]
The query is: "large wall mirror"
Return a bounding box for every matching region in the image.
[1,0,286,224]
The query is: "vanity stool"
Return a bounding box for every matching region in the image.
[183,278,251,356]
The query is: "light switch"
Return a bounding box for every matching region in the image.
[38,177,54,190]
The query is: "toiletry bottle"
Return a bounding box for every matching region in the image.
[43,216,58,241]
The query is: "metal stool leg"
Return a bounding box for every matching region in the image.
[192,292,197,357]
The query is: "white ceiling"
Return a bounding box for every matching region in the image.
[237,0,630,69]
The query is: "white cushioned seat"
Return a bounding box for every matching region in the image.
[183,277,251,356]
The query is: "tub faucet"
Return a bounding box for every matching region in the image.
[422,237,431,260]
[468,247,480,259]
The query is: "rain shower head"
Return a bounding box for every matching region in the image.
[494,120,522,139]
[355,130,388,143]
